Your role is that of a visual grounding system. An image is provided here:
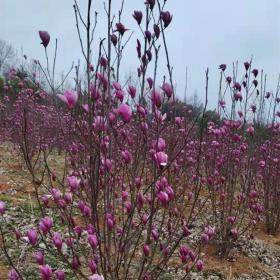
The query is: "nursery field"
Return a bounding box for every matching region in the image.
[1,0,280,279]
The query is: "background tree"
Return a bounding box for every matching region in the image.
[0,39,17,75]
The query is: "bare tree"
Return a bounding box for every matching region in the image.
[0,39,16,74]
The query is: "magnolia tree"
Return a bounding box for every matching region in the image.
[0,0,212,279]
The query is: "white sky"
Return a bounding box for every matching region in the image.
[1,0,280,108]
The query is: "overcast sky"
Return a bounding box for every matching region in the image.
[1,0,280,108]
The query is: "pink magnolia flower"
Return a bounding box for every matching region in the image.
[127,85,136,98]
[145,0,155,10]
[51,188,62,200]
[0,201,6,215]
[246,126,254,135]
[161,82,173,98]
[108,112,116,123]
[27,229,38,245]
[100,56,107,68]
[157,191,169,205]
[152,229,159,241]
[219,100,226,108]
[226,76,232,84]
[244,61,250,70]
[153,24,160,38]
[180,245,189,257]
[179,245,190,263]
[227,216,236,224]
[251,104,256,113]
[88,234,98,250]
[78,201,86,212]
[201,233,209,245]
[74,226,82,237]
[52,232,63,249]
[83,205,91,218]
[58,90,78,109]
[122,191,129,201]
[57,199,66,209]
[114,23,129,35]
[39,265,52,280]
[219,64,226,71]
[137,105,147,117]
[82,104,89,113]
[34,251,45,265]
[156,177,168,191]
[166,186,175,200]
[55,271,65,280]
[39,217,53,235]
[71,256,81,270]
[106,217,114,231]
[187,192,193,200]
[8,269,20,280]
[153,137,166,152]
[87,224,95,234]
[196,260,204,271]
[67,176,80,192]
[102,158,114,172]
[154,151,168,168]
[89,64,94,71]
[89,275,104,280]
[38,31,50,48]
[82,205,91,217]
[88,260,97,273]
[238,111,243,118]
[147,52,152,65]
[230,228,238,239]
[143,244,150,257]
[161,11,173,28]
[133,10,143,25]
[118,104,132,123]
[204,226,215,238]
[150,90,162,108]
[233,93,242,101]
[90,84,101,101]
[134,177,143,189]
[252,69,259,77]
[121,150,132,164]
[252,79,258,87]
[154,111,166,123]
[111,34,118,46]
[248,190,258,199]
[137,193,146,208]
[94,116,107,130]
[64,192,72,204]
[115,90,124,102]
[112,81,122,91]
[145,30,152,42]
[175,117,182,126]
[234,82,242,91]
[141,214,149,224]
[141,122,149,133]
[147,77,154,89]
[125,201,132,213]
